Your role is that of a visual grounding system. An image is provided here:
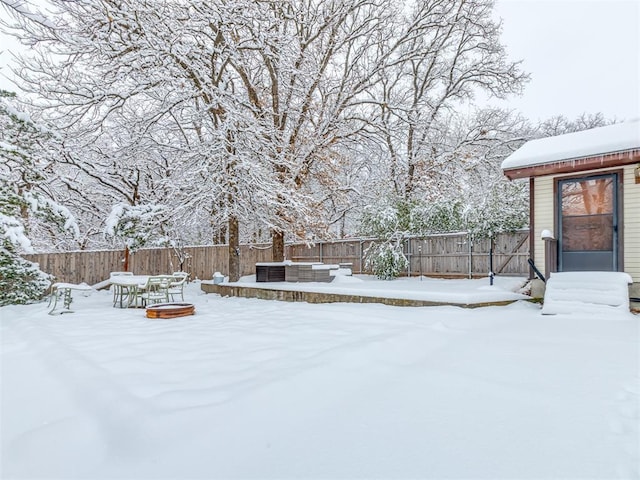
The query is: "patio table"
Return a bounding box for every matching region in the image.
[110,275,150,308]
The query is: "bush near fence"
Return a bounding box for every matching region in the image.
[23,230,529,286]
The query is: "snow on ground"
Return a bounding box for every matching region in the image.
[226,273,530,305]
[1,278,639,479]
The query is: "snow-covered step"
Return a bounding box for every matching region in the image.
[542,271,632,315]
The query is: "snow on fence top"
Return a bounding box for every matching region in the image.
[501,119,640,170]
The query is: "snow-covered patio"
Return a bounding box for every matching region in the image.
[1,279,638,479]
[206,274,531,307]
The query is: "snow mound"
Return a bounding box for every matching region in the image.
[238,274,257,283]
[542,272,632,315]
[330,273,363,284]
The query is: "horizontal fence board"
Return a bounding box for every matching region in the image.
[23,231,530,285]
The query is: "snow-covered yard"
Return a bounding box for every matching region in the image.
[1,278,638,479]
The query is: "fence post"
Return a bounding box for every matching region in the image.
[468,232,472,279]
[406,238,411,277]
[489,236,494,285]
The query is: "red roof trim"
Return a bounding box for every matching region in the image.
[503,149,640,180]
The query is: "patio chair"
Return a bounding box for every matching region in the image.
[110,271,134,307]
[137,275,171,307]
[173,271,190,282]
[48,282,93,315]
[168,272,188,302]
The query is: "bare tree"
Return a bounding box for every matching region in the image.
[2,0,288,278]
[1,0,533,278]
[371,0,528,200]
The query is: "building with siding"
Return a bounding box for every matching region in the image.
[501,120,640,302]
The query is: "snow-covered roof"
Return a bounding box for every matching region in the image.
[502,120,640,171]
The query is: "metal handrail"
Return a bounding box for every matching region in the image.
[527,258,546,283]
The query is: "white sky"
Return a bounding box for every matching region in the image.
[492,0,640,122]
[1,0,639,122]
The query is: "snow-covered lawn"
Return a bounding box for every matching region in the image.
[1,278,638,479]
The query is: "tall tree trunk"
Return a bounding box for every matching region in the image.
[213,225,227,245]
[272,230,285,262]
[228,216,240,282]
[212,201,228,244]
[123,246,130,272]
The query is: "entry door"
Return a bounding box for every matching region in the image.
[558,173,618,271]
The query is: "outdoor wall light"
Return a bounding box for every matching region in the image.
[540,229,554,240]
[635,164,640,184]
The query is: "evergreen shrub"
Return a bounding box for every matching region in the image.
[0,247,51,306]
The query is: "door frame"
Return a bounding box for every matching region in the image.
[554,169,624,272]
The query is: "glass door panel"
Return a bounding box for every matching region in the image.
[558,174,617,271]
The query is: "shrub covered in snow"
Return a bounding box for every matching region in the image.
[359,200,413,280]
[0,90,76,305]
[0,247,51,306]
[364,242,408,280]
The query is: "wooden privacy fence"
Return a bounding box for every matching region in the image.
[288,231,530,278]
[23,245,274,287]
[23,230,529,286]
